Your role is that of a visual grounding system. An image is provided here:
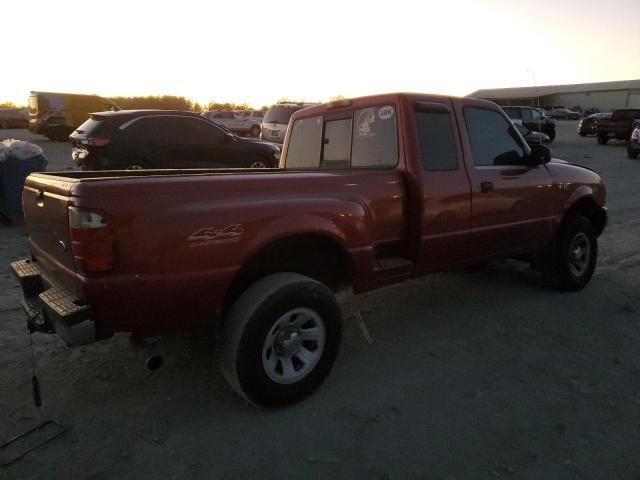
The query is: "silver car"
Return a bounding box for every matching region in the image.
[261,103,317,144]
[201,110,261,137]
[237,110,264,124]
[0,108,28,129]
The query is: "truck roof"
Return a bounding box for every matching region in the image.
[89,109,203,119]
[291,92,486,120]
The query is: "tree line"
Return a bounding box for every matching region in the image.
[110,95,267,113]
[2,93,346,111]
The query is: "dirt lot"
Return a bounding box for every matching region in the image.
[1,123,639,479]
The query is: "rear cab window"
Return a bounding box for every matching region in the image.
[415,104,458,171]
[285,105,398,170]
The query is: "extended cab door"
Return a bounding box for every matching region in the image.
[454,100,555,259]
[410,100,473,272]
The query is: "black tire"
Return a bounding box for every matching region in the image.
[124,157,153,170]
[250,125,260,137]
[597,135,608,145]
[542,216,597,291]
[218,273,342,407]
[628,148,638,160]
[579,132,587,137]
[249,155,274,168]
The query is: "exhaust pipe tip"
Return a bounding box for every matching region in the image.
[146,355,163,371]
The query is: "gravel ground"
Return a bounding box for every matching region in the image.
[1,122,639,480]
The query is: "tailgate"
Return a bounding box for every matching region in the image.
[23,174,77,281]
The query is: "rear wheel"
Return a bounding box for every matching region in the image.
[628,145,639,159]
[218,273,342,407]
[542,216,597,291]
[579,132,587,137]
[597,135,608,145]
[125,157,154,170]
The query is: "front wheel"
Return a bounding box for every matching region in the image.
[218,273,342,407]
[542,216,597,291]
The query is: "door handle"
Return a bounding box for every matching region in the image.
[480,181,494,193]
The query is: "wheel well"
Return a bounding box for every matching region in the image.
[563,197,606,236]
[222,234,352,315]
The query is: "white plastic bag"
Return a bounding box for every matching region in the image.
[0,139,44,161]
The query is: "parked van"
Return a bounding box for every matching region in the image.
[28,92,119,141]
[261,102,317,144]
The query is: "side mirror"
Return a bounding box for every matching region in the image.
[528,144,551,165]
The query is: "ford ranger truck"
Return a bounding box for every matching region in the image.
[11,93,608,407]
[595,108,640,144]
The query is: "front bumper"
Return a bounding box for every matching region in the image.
[596,206,608,236]
[10,259,97,346]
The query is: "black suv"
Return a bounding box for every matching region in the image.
[70,110,281,170]
[501,106,556,142]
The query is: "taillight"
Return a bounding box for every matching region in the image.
[87,137,110,147]
[68,207,115,274]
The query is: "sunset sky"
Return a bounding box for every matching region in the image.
[3,0,638,107]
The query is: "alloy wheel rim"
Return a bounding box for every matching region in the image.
[568,232,591,277]
[262,308,326,384]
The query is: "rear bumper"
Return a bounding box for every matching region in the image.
[10,259,102,346]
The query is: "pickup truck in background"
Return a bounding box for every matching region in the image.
[596,108,640,144]
[11,93,608,407]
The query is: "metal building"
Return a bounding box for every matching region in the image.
[468,79,640,112]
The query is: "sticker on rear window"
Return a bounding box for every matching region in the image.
[379,106,394,120]
[357,108,376,137]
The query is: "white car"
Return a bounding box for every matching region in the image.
[201,110,261,137]
[237,110,264,123]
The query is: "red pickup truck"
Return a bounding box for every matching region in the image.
[11,93,607,406]
[596,108,640,144]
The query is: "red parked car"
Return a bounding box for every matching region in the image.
[12,93,607,406]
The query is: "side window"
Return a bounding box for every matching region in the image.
[182,118,225,143]
[521,108,533,122]
[416,110,458,171]
[125,117,176,142]
[530,109,542,121]
[464,107,525,167]
[285,116,322,168]
[321,118,352,169]
[351,106,397,167]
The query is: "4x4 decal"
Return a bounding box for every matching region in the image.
[188,224,244,247]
